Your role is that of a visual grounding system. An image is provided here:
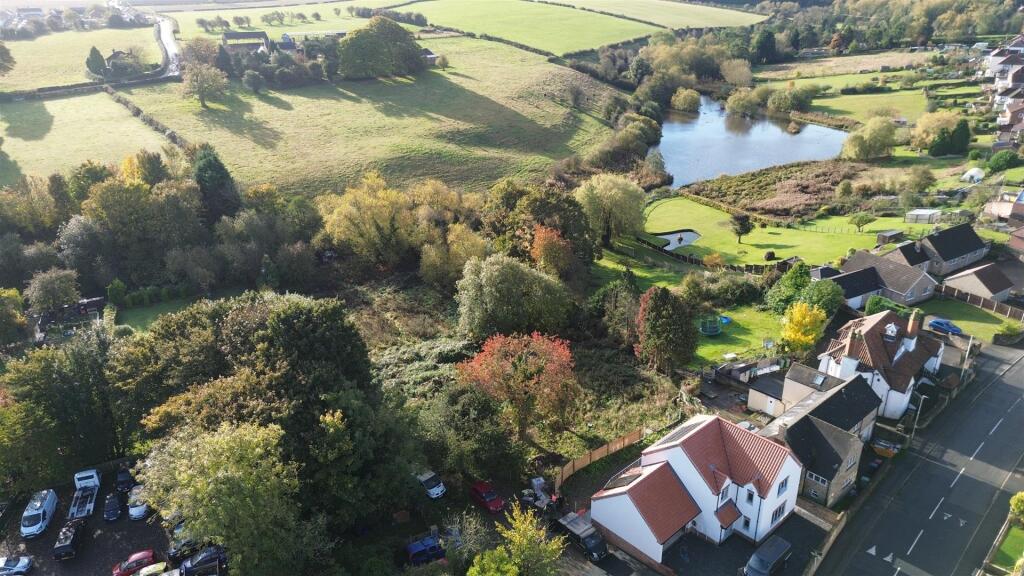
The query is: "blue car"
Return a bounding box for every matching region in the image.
[928,318,963,335]
[406,535,445,566]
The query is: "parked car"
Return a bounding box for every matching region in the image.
[116,467,137,493]
[128,485,150,520]
[53,519,87,561]
[180,546,227,576]
[743,535,792,576]
[0,557,33,576]
[406,534,446,566]
[167,521,204,564]
[928,318,963,335]
[104,492,124,522]
[112,549,157,576]
[20,489,58,539]
[415,471,446,499]
[555,511,607,562]
[469,481,505,514]
[138,562,170,576]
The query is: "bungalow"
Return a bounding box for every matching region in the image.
[592,415,802,569]
[943,263,1015,302]
[818,310,944,420]
[882,241,931,272]
[919,223,990,275]
[826,251,938,309]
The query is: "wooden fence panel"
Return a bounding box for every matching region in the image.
[554,428,647,490]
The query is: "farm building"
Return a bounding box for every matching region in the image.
[221,31,271,54]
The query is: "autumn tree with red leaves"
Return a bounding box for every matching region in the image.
[457,333,579,441]
[634,286,698,373]
[529,225,573,278]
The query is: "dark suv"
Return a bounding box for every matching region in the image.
[168,522,204,564]
[53,519,87,561]
[180,546,227,576]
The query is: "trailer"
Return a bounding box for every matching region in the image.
[67,469,101,521]
[556,511,607,562]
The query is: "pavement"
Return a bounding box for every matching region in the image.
[818,344,1024,576]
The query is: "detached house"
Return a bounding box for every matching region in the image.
[592,415,801,570]
[817,251,937,309]
[818,311,943,419]
[886,224,990,276]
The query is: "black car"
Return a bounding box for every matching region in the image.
[181,546,227,576]
[53,519,87,561]
[743,535,792,576]
[115,468,136,493]
[168,522,204,564]
[103,492,123,522]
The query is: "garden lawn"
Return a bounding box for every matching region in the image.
[692,305,778,367]
[0,27,160,92]
[754,50,932,80]
[993,525,1024,571]
[169,1,387,40]
[810,214,1009,243]
[116,297,194,331]
[0,92,169,186]
[566,0,764,28]
[114,36,615,192]
[644,197,879,266]
[919,298,1020,343]
[412,0,659,55]
[810,90,928,123]
[591,236,701,291]
[762,70,914,91]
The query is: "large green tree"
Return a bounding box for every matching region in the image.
[336,16,426,79]
[192,146,240,226]
[634,286,698,373]
[764,263,811,315]
[25,267,80,315]
[573,174,645,247]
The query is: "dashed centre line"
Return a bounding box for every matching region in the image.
[907,529,924,556]
[990,418,1004,435]
[929,497,945,520]
[1009,397,1022,413]
[971,442,985,461]
[950,467,965,488]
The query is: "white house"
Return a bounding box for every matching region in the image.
[818,310,943,420]
[591,415,802,570]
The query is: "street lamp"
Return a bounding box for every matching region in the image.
[910,393,928,447]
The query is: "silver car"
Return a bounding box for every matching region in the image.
[0,556,33,576]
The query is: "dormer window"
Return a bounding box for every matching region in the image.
[884,323,899,341]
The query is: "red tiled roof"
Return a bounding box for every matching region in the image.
[645,415,794,498]
[624,462,700,543]
[716,500,741,528]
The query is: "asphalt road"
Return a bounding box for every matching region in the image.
[818,344,1024,576]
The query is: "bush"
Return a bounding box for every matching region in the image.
[1011,491,1024,525]
[864,295,919,319]
[670,88,700,113]
[988,150,1021,173]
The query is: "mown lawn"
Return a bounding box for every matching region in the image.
[754,50,932,80]
[168,0,395,40]
[0,92,169,186]
[412,0,659,55]
[110,36,614,192]
[591,236,701,291]
[919,298,1020,343]
[0,27,159,92]
[762,70,914,91]
[644,197,880,266]
[993,525,1024,571]
[566,0,764,28]
[116,298,194,331]
[692,305,779,367]
[810,90,928,123]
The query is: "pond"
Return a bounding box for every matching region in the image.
[656,229,701,250]
[654,97,848,186]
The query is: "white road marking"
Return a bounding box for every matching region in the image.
[929,497,945,520]
[907,529,924,556]
[867,545,877,556]
[892,566,902,576]
[990,418,1004,435]
[950,467,965,487]
[943,513,952,521]
[971,442,985,461]
[884,553,894,563]
[1009,397,1022,413]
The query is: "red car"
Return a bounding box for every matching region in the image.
[469,481,505,514]
[112,549,157,576]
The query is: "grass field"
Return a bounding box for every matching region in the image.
[0,27,159,92]
[809,90,928,123]
[993,525,1024,571]
[592,236,701,291]
[0,92,169,186]
[412,0,659,55]
[919,298,1020,343]
[763,70,914,91]
[754,50,932,80]
[114,36,614,192]
[168,1,388,40]
[566,0,764,28]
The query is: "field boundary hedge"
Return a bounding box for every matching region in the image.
[103,86,191,149]
[521,0,669,30]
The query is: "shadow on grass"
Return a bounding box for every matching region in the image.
[3,99,54,141]
[197,91,283,148]
[255,90,293,110]
[0,152,25,187]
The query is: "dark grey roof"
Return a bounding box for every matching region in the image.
[811,266,841,280]
[886,241,930,267]
[923,224,987,262]
[808,375,881,431]
[842,251,936,294]
[785,363,844,392]
[945,263,1014,295]
[750,373,784,400]
[785,416,861,481]
[829,267,880,298]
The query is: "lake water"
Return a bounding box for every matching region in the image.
[654,97,848,186]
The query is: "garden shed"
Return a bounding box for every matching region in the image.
[905,208,942,224]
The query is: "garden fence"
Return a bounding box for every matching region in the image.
[553,428,644,491]
[935,285,1024,323]
[633,235,793,275]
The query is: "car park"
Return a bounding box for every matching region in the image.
[469,481,505,514]
[180,546,227,576]
[415,471,446,499]
[928,318,963,335]
[53,519,88,561]
[112,549,157,576]
[105,492,124,522]
[167,522,203,564]
[20,489,58,539]
[128,485,150,520]
[0,556,33,576]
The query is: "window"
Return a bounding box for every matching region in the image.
[771,503,786,525]
[720,490,729,503]
[777,476,789,496]
[743,516,751,530]
[846,456,857,470]
[806,471,827,484]
[746,489,754,504]
[843,477,854,489]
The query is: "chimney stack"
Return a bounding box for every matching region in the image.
[908,309,920,338]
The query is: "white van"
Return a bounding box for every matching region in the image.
[21,489,58,539]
